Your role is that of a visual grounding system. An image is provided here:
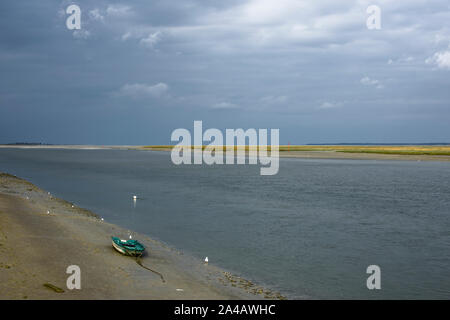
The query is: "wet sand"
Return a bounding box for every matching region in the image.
[0,173,283,300]
[277,150,450,162]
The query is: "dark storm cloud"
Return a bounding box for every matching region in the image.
[0,0,449,144]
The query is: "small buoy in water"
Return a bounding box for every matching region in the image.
[133,195,137,200]
[204,257,209,264]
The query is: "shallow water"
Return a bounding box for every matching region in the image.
[1,148,449,299]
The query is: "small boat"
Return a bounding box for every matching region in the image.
[111,236,145,257]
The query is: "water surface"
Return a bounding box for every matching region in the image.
[1,148,449,299]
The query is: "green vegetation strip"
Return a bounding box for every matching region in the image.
[338,150,450,156]
[142,145,450,156]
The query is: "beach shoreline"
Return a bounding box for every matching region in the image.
[0,172,284,300]
[1,144,450,162]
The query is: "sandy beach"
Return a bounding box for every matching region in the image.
[2,145,449,162]
[277,150,450,162]
[0,173,283,300]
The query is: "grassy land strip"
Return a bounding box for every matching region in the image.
[141,145,450,156]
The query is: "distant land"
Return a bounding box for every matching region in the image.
[138,145,450,160]
[2,143,450,160]
[3,142,450,146]
[5,142,54,146]
[307,143,450,146]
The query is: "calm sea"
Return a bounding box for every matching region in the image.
[0,148,449,299]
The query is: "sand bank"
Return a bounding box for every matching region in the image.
[2,145,449,162]
[0,173,283,300]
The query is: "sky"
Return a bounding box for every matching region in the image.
[0,0,449,145]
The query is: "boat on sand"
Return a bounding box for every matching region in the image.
[111,236,145,257]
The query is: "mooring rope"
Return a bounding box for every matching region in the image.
[135,256,166,283]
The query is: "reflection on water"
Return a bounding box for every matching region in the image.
[0,148,449,299]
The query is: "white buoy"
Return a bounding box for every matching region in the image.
[204,257,209,264]
[133,195,137,200]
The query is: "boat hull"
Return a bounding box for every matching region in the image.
[111,237,145,257]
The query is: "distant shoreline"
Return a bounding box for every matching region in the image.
[1,144,450,162]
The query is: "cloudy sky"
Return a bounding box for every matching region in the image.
[0,0,449,144]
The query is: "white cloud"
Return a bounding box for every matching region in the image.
[387,56,415,65]
[426,50,450,70]
[360,76,383,89]
[89,9,104,22]
[118,83,169,98]
[360,76,378,86]
[433,32,450,45]
[211,102,239,109]
[106,5,132,17]
[121,32,131,41]
[140,31,162,48]
[261,95,288,104]
[54,0,450,118]
[318,101,341,109]
[77,1,449,61]
[190,0,362,50]
[72,29,90,40]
